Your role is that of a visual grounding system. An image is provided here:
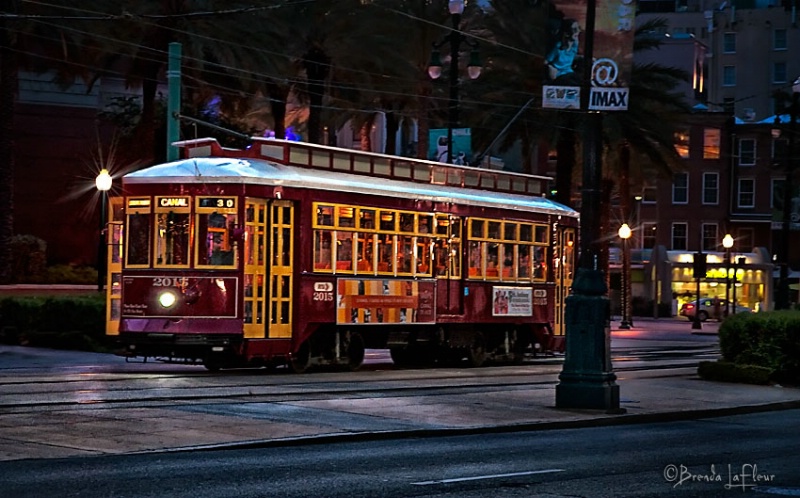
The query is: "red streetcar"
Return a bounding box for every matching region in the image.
[103,137,578,371]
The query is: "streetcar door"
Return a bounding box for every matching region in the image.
[268,200,294,339]
[105,197,124,336]
[553,227,576,337]
[243,199,268,339]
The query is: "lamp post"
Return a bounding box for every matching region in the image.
[556,0,622,413]
[732,256,746,313]
[618,223,632,329]
[723,233,733,317]
[428,0,481,165]
[96,169,112,292]
[777,76,800,310]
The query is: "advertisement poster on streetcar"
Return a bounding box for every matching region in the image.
[492,287,535,317]
[542,0,636,110]
[337,279,435,324]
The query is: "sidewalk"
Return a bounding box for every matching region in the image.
[1,318,799,462]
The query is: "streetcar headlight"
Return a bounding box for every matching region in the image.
[158,290,178,308]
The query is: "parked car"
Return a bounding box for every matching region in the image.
[679,298,751,322]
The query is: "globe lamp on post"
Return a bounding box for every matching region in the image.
[428,0,481,165]
[722,233,733,317]
[618,223,632,329]
[96,169,112,292]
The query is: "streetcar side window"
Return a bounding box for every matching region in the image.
[466,218,549,282]
[335,231,354,271]
[314,230,333,270]
[313,202,451,277]
[468,240,483,277]
[124,198,152,267]
[397,235,413,274]
[377,234,394,273]
[356,233,375,272]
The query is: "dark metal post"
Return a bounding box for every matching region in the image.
[96,191,107,292]
[620,232,632,329]
[692,251,704,330]
[732,256,745,313]
[725,247,731,316]
[446,13,460,165]
[732,258,737,313]
[556,0,622,412]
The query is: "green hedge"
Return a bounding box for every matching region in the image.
[697,360,773,385]
[0,295,108,352]
[716,310,800,385]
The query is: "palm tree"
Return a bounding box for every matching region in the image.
[324,0,454,157]
[467,0,556,173]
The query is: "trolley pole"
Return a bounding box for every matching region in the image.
[166,42,181,162]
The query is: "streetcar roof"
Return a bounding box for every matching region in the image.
[124,157,579,218]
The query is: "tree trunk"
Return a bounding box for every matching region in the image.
[303,46,330,144]
[384,110,398,155]
[265,81,288,140]
[359,114,374,151]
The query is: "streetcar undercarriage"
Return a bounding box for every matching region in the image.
[115,323,559,372]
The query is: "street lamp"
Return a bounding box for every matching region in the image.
[96,168,112,292]
[722,233,733,317]
[777,76,800,310]
[618,223,632,329]
[732,256,746,313]
[428,0,481,165]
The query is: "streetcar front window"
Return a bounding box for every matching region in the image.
[126,213,151,266]
[197,212,237,267]
[155,211,190,266]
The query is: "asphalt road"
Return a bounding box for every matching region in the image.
[1,409,797,498]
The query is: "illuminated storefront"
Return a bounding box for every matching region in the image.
[648,246,774,314]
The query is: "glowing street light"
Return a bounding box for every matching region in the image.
[96,169,112,292]
[618,223,632,329]
[722,233,733,316]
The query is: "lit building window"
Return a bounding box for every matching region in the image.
[704,128,720,159]
[674,129,690,158]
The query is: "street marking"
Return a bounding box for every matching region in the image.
[411,469,565,485]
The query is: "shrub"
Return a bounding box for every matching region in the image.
[0,295,107,352]
[697,360,773,385]
[718,310,800,385]
[10,234,47,282]
[32,264,98,285]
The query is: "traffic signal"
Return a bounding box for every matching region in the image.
[692,252,707,279]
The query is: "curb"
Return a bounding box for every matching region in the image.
[125,399,800,457]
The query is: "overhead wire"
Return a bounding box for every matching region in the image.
[6,0,579,137]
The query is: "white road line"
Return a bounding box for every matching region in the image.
[411,468,565,486]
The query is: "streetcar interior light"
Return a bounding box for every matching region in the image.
[158,291,178,308]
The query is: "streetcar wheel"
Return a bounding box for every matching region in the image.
[347,333,365,371]
[467,333,486,367]
[289,342,311,374]
[203,360,221,372]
